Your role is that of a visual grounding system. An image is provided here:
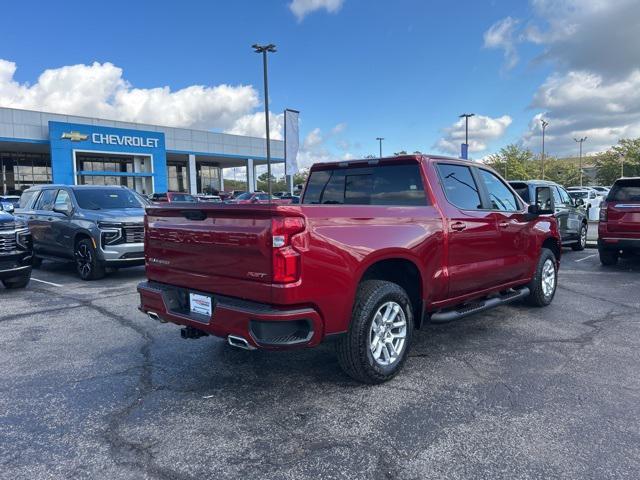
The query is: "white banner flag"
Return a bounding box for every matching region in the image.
[285,109,300,175]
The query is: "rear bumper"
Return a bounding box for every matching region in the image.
[598,237,640,252]
[137,280,324,350]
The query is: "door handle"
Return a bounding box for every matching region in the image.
[451,221,467,232]
[499,221,509,228]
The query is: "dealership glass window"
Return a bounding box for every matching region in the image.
[76,154,133,174]
[78,175,135,189]
[197,163,220,194]
[167,161,188,192]
[0,152,52,195]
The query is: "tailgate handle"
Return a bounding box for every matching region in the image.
[182,210,207,221]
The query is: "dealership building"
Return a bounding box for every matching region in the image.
[0,106,284,196]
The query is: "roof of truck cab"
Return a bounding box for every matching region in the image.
[310,154,480,169]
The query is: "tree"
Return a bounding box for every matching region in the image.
[595,138,640,185]
[484,144,539,181]
[543,157,582,186]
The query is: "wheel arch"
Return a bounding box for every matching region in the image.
[356,256,425,329]
[542,236,561,262]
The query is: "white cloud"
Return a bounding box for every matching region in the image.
[289,0,344,21]
[483,17,520,70]
[331,122,347,134]
[303,127,323,149]
[434,115,513,155]
[523,70,640,155]
[0,59,262,131]
[225,111,284,140]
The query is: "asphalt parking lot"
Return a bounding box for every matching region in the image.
[1,247,639,480]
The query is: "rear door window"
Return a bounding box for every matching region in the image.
[302,163,427,206]
[608,180,640,202]
[436,164,482,210]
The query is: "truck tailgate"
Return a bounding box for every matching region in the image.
[144,205,274,300]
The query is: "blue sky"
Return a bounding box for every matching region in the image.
[1,0,638,167]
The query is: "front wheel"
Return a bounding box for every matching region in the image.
[526,248,557,307]
[75,239,106,280]
[336,280,414,384]
[2,270,31,289]
[572,224,587,251]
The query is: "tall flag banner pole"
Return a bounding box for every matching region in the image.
[284,109,300,195]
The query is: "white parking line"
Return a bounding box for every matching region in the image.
[575,254,597,263]
[31,277,64,287]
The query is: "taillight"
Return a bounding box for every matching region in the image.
[272,216,305,283]
[599,201,607,222]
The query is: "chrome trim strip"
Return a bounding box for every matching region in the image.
[0,265,30,274]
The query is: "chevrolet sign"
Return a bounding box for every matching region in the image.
[60,131,89,141]
[91,133,159,148]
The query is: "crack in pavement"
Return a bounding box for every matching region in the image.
[22,285,194,480]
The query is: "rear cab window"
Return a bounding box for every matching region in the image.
[608,179,640,202]
[509,182,530,203]
[302,162,428,206]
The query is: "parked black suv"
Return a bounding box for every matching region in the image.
[16,185,146,280]
[509,180,589,250]
[0,209,32,289]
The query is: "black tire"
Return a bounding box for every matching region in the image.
[526,248,557,307]
[599,249,618,266]
[571,223,587,251]
[75,238,106,280]
[2,270,31,289]
[31,256,43,269]
[336,280,414,384]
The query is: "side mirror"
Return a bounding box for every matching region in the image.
[53,204,73,216]
[575,198,585,207]
[534,186,554,214]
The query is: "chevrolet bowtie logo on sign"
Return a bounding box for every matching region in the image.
[60,131,89,142]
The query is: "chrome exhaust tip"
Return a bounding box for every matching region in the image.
[147,311,166,323]
[227,335,256,350]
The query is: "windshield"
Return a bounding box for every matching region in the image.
[74,188,144,210]
[569,191,588,199]
[235,192,253,200]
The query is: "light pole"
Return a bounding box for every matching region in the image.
[459,113,474,159]
[541,119,549,179]
[376,137,384,158]
[574,136,587,187]
[252,43,276,199]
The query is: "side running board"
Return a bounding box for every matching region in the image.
[430,287,530,324]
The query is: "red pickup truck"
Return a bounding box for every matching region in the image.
[138,155,561,383]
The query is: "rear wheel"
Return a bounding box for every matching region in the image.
[336,280,414,384]
[526,248,557,307]
[2,270,31,289]
[599,248,618,266]
[572,224,587,251]
[75,238,106,280]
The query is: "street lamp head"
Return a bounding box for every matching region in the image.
[459,113,475,118]
[376,137,384,141]
[252,43,277,53]
[541,119,549,129]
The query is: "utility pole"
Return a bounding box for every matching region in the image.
[459,113,475,159]
[252,43,276,199]
[541,119,549,179]
[574,136,587,187]
[376,137,384,158]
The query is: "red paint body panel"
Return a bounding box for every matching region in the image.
[139,155,561,348]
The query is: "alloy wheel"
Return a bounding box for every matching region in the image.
[541,258,556,298]
[76,244,93,278]
[369,301,407,366]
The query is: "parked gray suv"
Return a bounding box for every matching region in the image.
[16,185,146,280]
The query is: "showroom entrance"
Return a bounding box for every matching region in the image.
[75,152,153,195]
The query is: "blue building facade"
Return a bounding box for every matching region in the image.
[0,107,284,196]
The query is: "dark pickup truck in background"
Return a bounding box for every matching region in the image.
[138,155,561,383]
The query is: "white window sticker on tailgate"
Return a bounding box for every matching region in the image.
[189,293,212,316]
